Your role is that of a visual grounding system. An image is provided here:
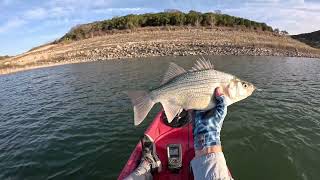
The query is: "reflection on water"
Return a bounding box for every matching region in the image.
[0,56,319,180]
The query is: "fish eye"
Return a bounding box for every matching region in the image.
[242,82,248,88]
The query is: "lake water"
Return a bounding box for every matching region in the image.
[0,56,319,180]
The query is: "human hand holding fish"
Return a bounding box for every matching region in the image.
[192,87,227,157]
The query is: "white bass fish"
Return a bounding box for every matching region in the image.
[127,59,255,125]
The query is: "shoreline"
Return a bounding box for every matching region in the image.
[1,52,318,76]
[1,28,320,75]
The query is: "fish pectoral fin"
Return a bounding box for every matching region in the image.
[161,101,182,123]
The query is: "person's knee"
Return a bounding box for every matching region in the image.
[191,152,232,180]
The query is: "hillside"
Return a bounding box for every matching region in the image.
[0,56,10,60]
[1,11,320,75]
[292,30,320,48]
[58,11,273,42]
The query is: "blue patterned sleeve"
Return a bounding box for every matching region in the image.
[192,96,227,150]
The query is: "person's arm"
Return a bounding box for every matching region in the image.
[191,87,233,180]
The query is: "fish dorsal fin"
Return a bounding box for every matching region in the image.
[161,62,186,85]
[189,57,214,72]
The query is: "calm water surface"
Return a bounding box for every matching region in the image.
[0,56,319,180]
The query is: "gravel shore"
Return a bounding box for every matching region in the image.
[1,28,320,75]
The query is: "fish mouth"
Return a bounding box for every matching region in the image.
[251,84,257,93]
[253,85,257,90]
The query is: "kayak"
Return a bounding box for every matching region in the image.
[118,110,232,180]
[118,110,194,180]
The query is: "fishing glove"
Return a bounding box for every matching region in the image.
[192,88,227,150]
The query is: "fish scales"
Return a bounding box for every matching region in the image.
[152,70,226,112]
[152,70,232,99]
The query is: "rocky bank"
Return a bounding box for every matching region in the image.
[1,28,320,75]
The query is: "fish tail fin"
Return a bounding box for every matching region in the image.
[126,91,154,126]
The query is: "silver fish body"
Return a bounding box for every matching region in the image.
[127,59,255,126]
[150,69,234,110]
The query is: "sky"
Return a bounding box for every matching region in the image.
[0,0,320,55]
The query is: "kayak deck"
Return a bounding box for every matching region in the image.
[118,111,195,180]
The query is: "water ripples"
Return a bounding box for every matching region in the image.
[0,56,320,179]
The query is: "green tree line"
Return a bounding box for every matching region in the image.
[59,11,273,42]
